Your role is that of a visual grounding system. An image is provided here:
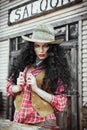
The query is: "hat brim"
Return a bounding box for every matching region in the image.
[22,35,64,44]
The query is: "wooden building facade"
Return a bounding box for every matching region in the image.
[0,0,87,130]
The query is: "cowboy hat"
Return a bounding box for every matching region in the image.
[22,24,64,44]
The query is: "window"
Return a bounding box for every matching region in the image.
[69,23,78,40]
[55,22,78,41]
[10,22,78,52]
[10,34,32,52]
[55,26,66,40]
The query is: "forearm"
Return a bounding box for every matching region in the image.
[33,85,67,112]
[34,87,52,103]
[6,81,22,97]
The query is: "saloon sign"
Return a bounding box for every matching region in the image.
[8,0,81,25]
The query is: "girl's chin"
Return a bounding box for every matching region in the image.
[38,57,46,60]
[38,56,45,60]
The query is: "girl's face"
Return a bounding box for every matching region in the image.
[34,42,49,60]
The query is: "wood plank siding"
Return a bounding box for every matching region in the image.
[82,19,87,107]
[0,40,9,118]
[78,18,87,130]
[0,0,87,130]
[81,19,87,129]
[0,0,87,40]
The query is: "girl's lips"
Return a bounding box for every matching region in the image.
[39,54,45,57]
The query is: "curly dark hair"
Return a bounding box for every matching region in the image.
[9,42,70,93]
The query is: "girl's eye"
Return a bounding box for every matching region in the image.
[43,44,49,48]
[34,45,39,48]
[34,43,49,48]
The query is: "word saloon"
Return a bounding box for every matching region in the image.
[9,0,81,24]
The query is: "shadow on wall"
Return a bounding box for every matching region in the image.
[0,91,7,119]
[0,91,2,115]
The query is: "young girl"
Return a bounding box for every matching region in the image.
[6,24,70,128]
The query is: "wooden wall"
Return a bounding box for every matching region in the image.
[0,40,9,118]
[0,0,87,129]
[0,0,87,40]
[81,19,87,129]
[82,19,87,107]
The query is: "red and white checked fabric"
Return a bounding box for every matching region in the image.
[6,66,67,124]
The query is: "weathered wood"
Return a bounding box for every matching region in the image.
[83,87,87,92]
[0,40,9,119]
[57,97,72,130]
[82,30,87,35]
[82,54,87,59]
[0,119,60,130]
[82,39,87,44]
[82,44,87,49]
[83,97,87,102]
[82,18,87,119]
[83,92,87,96]
[1,0,87,40]
[82,107,87,128]
[83,72,87,77]
[1,1,87,130]
[0,92,2,112]
[83,82,87,87]
[78,21,83,130]
[0,120,41,130]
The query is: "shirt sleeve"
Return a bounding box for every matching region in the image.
[6,66,28,98]
[50,78,67,112]
[6,77,15,97]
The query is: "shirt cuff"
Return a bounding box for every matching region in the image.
[50,94,67,112]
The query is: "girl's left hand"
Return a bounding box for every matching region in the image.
[26,73,38,91]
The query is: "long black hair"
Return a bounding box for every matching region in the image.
[8,42,70,92]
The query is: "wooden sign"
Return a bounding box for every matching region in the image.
[8,0,82,25]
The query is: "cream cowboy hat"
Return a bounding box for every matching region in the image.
[22,24,64,44]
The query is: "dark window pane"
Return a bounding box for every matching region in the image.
[18,36,22,43]
[18,43,25,50]
[18,34,32,50]
[69,23,78,40]
[10,57,16,66]
[55,26,66,41]
[10,38,16,51]
[18,36,23,50]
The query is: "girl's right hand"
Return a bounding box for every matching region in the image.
[17,72,25,88]
[11,72,25,93]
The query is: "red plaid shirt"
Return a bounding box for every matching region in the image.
[6,66,67,124]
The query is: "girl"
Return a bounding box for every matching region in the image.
[6,24,70,129]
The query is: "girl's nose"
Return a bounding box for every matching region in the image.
[39,47,43,53]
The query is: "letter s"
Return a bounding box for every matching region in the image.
[15,8,21,21]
